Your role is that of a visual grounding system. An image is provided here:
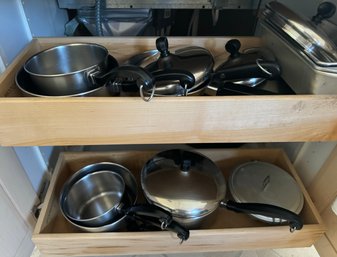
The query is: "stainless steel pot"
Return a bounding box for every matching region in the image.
[62,170,126,227]
[260,1,337,94]
[24,43,118,96]
[141,149,303,231]
[59,162,190,241]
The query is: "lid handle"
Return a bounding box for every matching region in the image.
[156,37,170,57]
[225,39,241,58]
[312,1,336,24]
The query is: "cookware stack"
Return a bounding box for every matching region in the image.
[59,148,304,241]
[59,161,190,242]
[16,36,283,100]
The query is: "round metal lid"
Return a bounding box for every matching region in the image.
[143,37,214,95]
[262,1,337,67]
[141,149,226,218]
[229,161,304,223]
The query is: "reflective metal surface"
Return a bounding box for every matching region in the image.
[141,149,226,219]
[229,161,304,224]
[23,43,110,96]
[63,170,125,226]
[262,1,337,67]
[144,46,214,96]
[60,162,138,231]
[58,0,259,9]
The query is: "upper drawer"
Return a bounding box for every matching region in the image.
[1,37,337,146]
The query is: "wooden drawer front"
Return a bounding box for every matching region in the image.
[1,37,337,146]
[33,148,325,257]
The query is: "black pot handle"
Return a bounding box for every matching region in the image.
[213,61,281,81]
[215,82,277,96]
[125,204,189,242]
[125,204,173,230]
[152,69,196,89]
[93,65,155,94]
[221,200,303,232]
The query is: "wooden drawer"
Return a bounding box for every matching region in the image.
[1,37,337,146]
[33,148,325,257]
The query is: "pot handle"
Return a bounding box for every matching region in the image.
[215,82,278,96]
[126,204,189,242]
[152,69,196,89]
[221,200,303,232]
[94,65,155,92]
[126,204,172,228]
[212,60,281,81]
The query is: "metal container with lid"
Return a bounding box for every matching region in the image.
[228,161,304,224]
[262,1,337,67]
[260,1,337,94]
[141,149,304,230]
[145,37,214,96]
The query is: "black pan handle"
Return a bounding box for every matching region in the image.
[213,61,281,81]
[126,204,189,242]
[125,204,173,229]
[131,215,190,242]
[215,82,277,96]
[221,200,303,232]
[152,69,196,89]
[94,65,155,92]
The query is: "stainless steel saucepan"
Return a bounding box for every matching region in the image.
[59,162,189,241]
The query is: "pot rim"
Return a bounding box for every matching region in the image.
[23,43,109,77]
[59,162,138,229]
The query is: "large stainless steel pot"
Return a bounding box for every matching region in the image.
[260,1,337,94]
[141,149,303,230]
[24,43,117,96]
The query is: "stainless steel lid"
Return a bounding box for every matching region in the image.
[262,1,337,67]
[139,37,214,96]
[141,149,226,218]
[229,161,304,223]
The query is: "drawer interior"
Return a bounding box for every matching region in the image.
[36,148,322,234]
[33,148,325,256]
[1,36,261,98]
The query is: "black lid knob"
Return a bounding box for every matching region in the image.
[225,39,241,58]
[312,2,336,24]
[156,37,170,57]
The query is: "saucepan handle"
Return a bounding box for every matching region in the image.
[152,69,196,89]
[126,204,190,242]
[221,200,303,232]
[92,64,155,92]
[213,61,281,81]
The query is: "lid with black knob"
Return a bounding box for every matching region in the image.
[261,1,337,67]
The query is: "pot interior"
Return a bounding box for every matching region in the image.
[25,43,108,75]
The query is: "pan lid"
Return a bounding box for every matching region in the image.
[141,149,226,218]
[228,161,304,223]
[144,37,214,95]
[262,1,337,67]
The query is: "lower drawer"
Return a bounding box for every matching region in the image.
[33,148,325,257]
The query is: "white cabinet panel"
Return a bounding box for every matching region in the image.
[0,185,34,257]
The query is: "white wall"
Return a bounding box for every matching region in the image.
[0,0,31,70]
[0,147,38,257]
